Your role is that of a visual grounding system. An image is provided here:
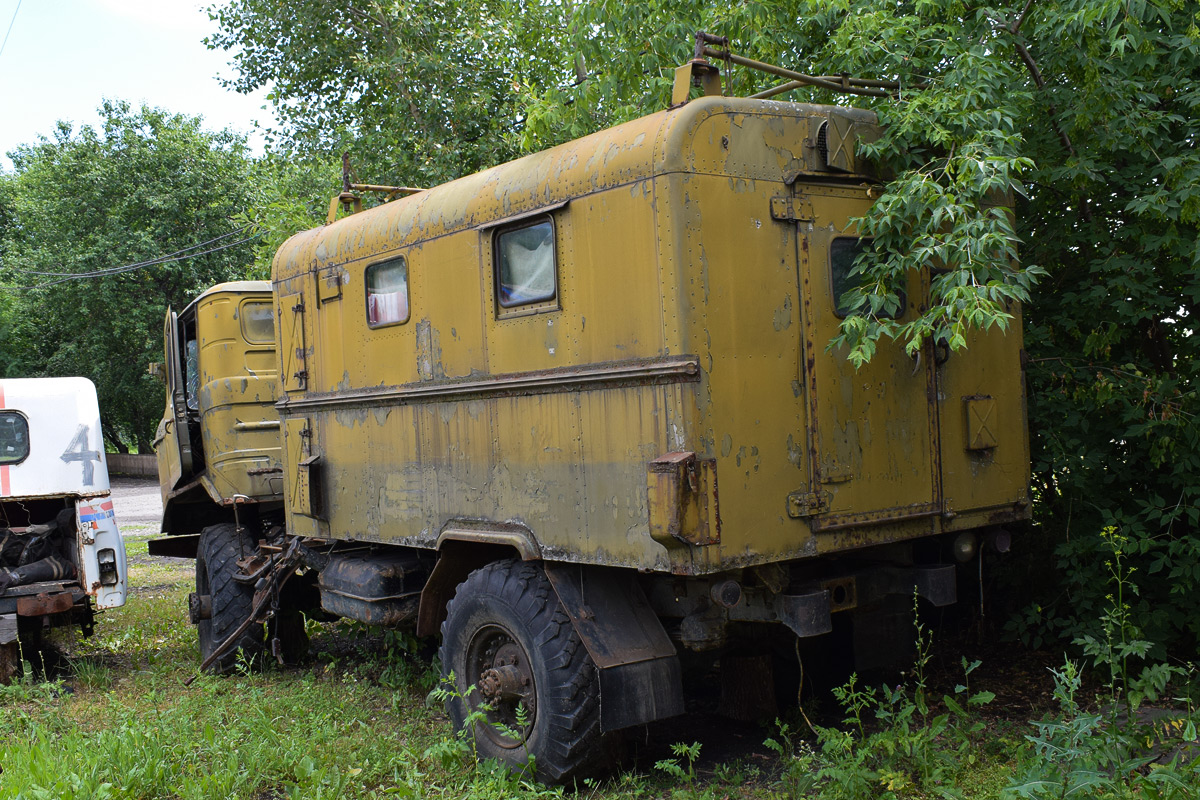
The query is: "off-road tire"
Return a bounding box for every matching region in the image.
[439,559,609,784]
[196,523,263,673]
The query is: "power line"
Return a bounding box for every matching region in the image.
[0,1,21,61]
[0,230,262,292]
[34,233,261,287]
[9,226,253,277]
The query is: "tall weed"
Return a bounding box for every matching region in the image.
[770,596,1001,800]
[1005,660,1200,800]
[1073,527,1183,717]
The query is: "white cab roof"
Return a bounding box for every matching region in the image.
[0,377,111,499]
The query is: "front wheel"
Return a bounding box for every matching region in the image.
[439,559,609,783]
[195,523,263,673]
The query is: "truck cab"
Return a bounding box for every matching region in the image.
[153,281,283,544]
[0,377,127,682]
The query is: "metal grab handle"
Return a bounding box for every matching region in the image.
[934,341,951,367]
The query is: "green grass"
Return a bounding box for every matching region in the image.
[0,536,605,799]
[1,537,1196,799]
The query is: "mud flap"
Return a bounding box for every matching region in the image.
[544,562,685,732]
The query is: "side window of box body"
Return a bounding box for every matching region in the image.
[494,216,558,316]
[829,236,906,319]
[366,256,411,328]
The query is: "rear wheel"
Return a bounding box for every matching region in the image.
[439,559,608,784]
[195,523,263,673]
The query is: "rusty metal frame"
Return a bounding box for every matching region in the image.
[809,501,942,532]
[689,30,926,101]
[327,153,424,224]
[17,590,76,616]
[474,200,571,232]
[277,355,701,413]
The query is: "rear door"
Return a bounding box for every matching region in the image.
[796,185,940,531]
[279,289,309,394]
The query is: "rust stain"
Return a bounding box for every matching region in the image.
[17,591,75,616]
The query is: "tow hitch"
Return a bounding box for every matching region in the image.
[184,537,327,685]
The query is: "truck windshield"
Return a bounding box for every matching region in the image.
[185,339,200,411]
[0,411,29,465]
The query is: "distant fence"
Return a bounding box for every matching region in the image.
[106,453,157,477]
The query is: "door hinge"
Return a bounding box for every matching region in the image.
[770,196,813,223]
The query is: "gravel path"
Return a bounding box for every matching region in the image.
[108,476,163,536]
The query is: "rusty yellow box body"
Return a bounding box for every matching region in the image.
[269,95,1029,576]
[154,91,1032,778]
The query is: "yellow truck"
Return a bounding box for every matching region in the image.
[153,52,1029,781]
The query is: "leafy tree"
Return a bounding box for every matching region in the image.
[1005,2,1200,655]
[239,153,344,277]
[529,0,1200,659]
[208,0,1200,654]
[0,175,17,376]
[0,101,261,452]
[206,0,575,187]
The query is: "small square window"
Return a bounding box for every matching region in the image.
[830,237,905,318]
[495,217,556,309]
[240,300,275,344]
[366,256,410,328]
[0,411,30,465]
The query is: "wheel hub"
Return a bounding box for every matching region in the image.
[467,630,536,747]
[188,592,212,623]
[479,664,527,702]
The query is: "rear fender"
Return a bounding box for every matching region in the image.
[75,496,127,609]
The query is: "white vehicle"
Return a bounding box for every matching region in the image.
[0,377,127,681]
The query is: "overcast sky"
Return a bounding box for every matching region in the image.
[0,0,269,171]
